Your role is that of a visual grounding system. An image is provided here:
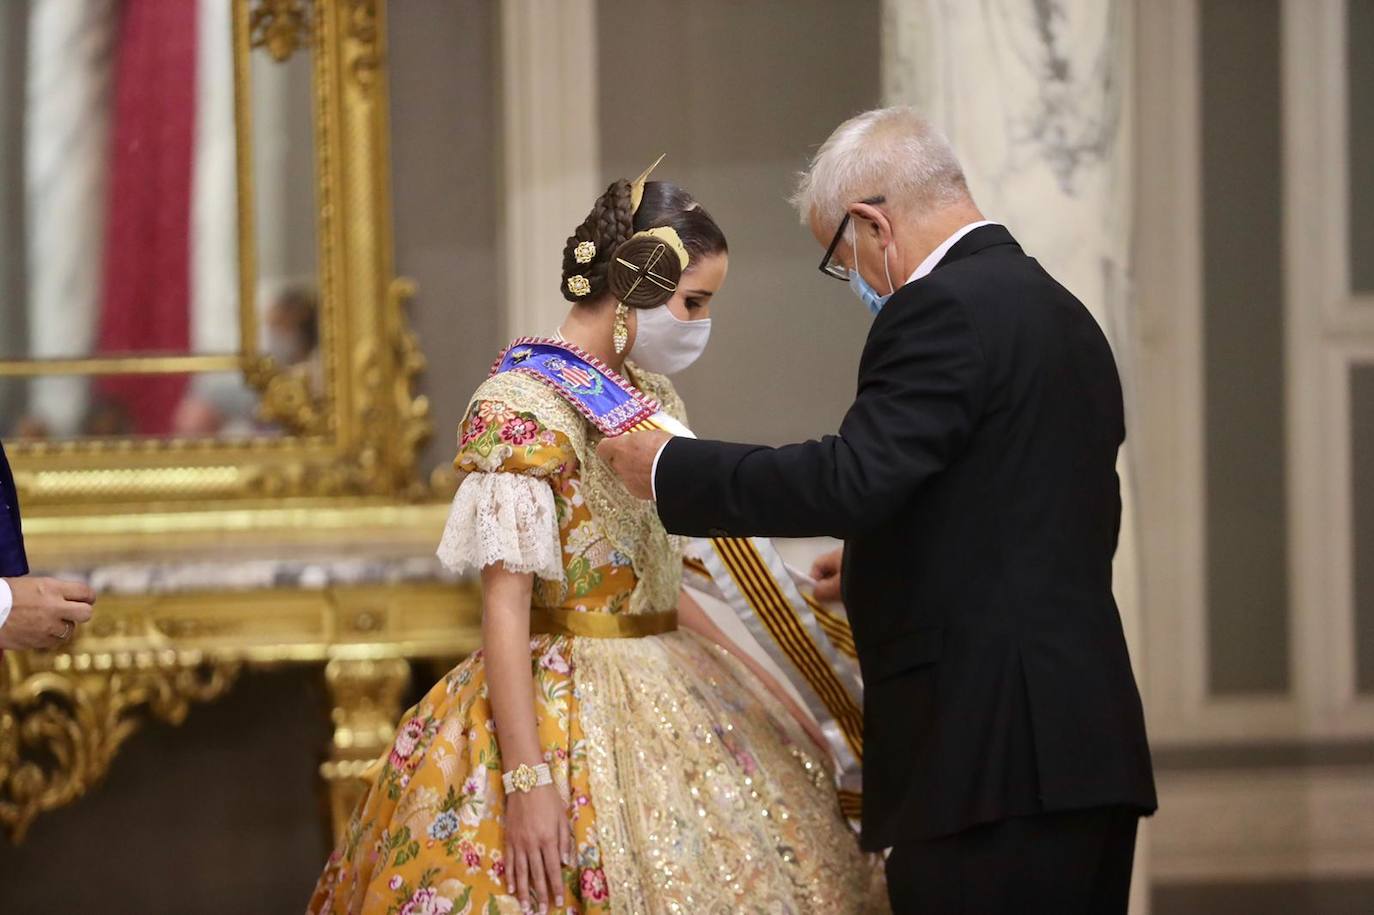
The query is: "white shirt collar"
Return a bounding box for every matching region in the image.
[905,220,998,285]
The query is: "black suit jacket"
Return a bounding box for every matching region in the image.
[656,225,1157,848]
[0,440,28,578]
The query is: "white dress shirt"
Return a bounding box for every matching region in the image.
[0,578,12,630]
[647,221,999,500]
[906,220,997,284]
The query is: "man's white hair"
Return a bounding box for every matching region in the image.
[791,106,969,229]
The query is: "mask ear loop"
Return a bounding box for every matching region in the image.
[852,216,896,296]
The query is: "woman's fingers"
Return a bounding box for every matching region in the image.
[542,836,565,909]
[527,845,550,914]
[513,846,530,912]
[504,842,515,894]
[559,815,573,868]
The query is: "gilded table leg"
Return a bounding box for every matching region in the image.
[318,657,411,843]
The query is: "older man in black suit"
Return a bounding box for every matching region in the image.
[599,107,1156,914]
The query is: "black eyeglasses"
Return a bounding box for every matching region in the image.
[817,196,885,281]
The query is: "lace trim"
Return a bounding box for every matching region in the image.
[436,472,564,581]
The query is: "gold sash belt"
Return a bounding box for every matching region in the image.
[529,607,678,639]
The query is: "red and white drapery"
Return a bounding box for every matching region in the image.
[94,0,199,435]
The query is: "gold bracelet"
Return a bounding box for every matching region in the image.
[502,762,552,794]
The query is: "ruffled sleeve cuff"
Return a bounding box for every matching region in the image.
[436,472,564,581]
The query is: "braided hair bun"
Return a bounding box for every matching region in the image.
[605,234,684,309]
[559,180,635,303]
[560,177,728,307]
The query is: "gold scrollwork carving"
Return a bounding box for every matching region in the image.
[388,278,433,499]
[320,657,410,841]
[243,354,330,437]
[343,0,381,90]
[0,652,240,842]
[249,0,313,62]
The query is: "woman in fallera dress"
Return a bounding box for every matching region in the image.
[307,165,885,915]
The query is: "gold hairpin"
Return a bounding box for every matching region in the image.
[567,275,591,297]
[617,244,677,305]
[632,227,689,271]
[629,153,667,215]
[574,240,596,264]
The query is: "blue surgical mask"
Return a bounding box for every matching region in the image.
[846,221,894,316]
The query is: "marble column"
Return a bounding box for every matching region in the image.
[25,0,116,434]
[883,2,1147,911]
[497,0,600,340]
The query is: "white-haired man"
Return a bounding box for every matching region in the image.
[599,107,1156,913]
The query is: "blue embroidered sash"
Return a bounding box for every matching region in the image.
[491,338,659,437]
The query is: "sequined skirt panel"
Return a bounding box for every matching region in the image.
[576,631,886,914]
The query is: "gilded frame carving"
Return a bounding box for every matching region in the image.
[3,0,431,517]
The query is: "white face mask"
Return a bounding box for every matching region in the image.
[629,303,712,375]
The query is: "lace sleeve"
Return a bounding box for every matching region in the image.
[436,472,564,581]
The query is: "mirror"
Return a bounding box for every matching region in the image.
[2,0,429,513]
[0,0,320,441]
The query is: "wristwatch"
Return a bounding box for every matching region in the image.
[502,762,553,794]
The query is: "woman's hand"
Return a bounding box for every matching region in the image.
[503,783,573,914]
[480,563,569,913]
[809,547,844,603]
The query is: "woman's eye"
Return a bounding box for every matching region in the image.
[686,299,702,311]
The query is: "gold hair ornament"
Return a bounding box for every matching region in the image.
[632,227,690,272]
[567,275,591,297]
[629,153,667,215]
[613,302,630,354]
[574,240,596,264]
[614,243,677,309]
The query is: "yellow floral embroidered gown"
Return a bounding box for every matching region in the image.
[308,355,885,915]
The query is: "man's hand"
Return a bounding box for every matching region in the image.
[809,547,844,603]
[595,430,672,501]
[0,577,96,650]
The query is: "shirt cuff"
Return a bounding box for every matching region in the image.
[0,578,12,630]
[649,439,672,502]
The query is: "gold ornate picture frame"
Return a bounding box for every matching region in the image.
[2,0,431,523]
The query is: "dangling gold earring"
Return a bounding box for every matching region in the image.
[613,302,630,355]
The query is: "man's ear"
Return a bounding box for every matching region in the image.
[848,201,893,248]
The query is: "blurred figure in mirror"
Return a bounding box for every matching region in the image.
[264,282,323,395]
[170,372,262,440]
[11,416,52,442]
[81,396,135,437]
[171,395,228,438]
[0,438,96,651]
